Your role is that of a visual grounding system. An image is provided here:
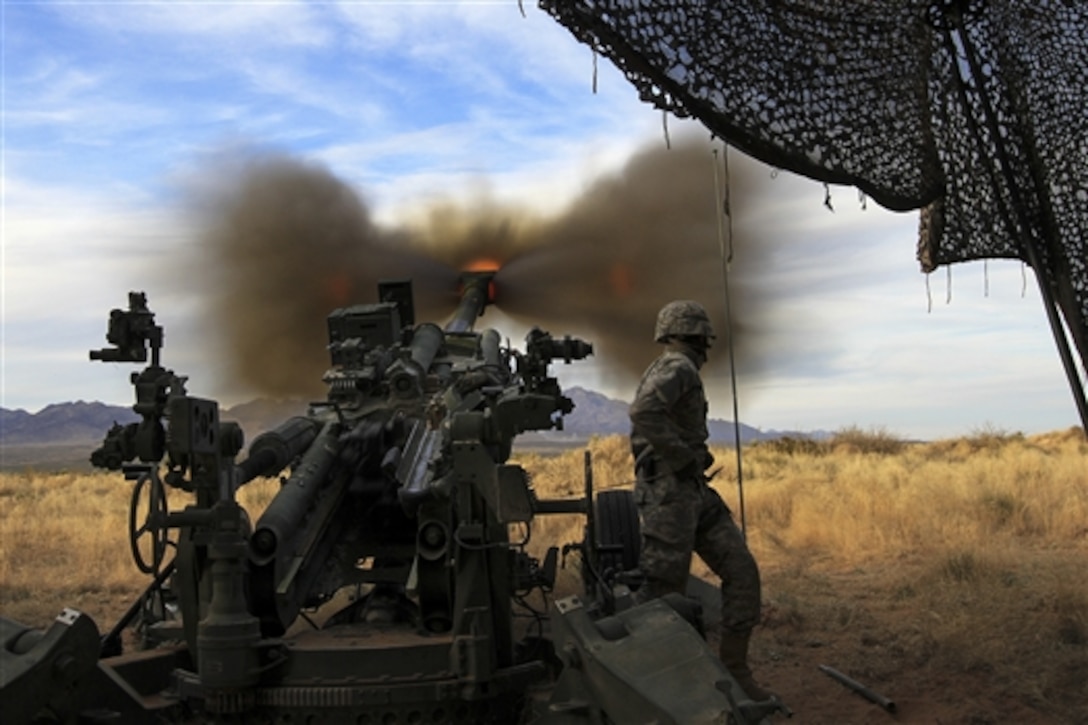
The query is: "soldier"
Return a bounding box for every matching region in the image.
[629,299,774,701]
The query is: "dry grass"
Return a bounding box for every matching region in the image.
[0,472,280,626]
[1,427,1085,721]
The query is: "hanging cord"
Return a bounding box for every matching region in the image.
[592,48,598,94]
[711,143,747,540]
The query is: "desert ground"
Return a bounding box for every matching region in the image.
[2,427,1085,723]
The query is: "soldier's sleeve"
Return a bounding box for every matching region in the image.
[629,357,699,474]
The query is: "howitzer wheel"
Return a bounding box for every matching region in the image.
[129,469,168,575]
[593,489,640,578]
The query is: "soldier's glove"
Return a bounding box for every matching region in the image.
[703,450,715,471]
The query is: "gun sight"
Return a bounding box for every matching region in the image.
[89,292,162,366]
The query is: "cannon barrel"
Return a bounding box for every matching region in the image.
[386,322,446,398]
[444,272,493,333]
[235,416,322,485]
[250,421,340,563]
[409,322,445,372]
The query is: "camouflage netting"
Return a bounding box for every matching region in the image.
[538,0,1088,378]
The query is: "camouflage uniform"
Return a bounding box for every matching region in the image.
[630,300,774,701]
[629,346,762,634]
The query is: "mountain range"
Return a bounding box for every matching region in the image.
[0,388,824,469]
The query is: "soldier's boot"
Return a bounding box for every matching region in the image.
[719,630,776,702]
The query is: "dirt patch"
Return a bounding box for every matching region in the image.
[748,634,1066,724]
[736,565,1082,724]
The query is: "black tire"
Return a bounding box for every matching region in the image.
[594,489,640,576]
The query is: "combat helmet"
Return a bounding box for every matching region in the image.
[654,300,715,343]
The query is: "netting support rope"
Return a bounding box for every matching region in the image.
[712,144,747,540]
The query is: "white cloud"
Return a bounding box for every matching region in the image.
[53,1,330,47]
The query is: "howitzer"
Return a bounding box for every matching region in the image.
[1,273,773,724]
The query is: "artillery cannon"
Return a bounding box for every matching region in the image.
[1,273,779,724]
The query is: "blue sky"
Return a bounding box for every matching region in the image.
[2,1,1081,440]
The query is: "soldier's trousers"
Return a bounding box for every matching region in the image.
[633,466,761,634]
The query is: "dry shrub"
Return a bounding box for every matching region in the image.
[749,436,827,457]
[827,424,907,456]
[1030,425,1088,451]
[925,424,1023,460]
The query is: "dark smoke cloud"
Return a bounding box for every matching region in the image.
[495,139,774,386]
[193,155,450,397]
[189,137,780,398]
